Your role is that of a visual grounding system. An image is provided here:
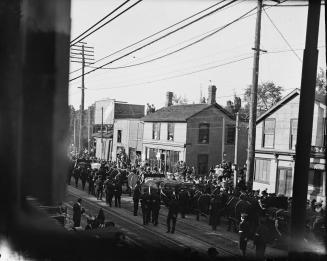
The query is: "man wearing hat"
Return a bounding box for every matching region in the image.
[239,212,250,257]
[73,198,85,228]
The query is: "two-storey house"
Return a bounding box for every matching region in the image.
[112,119,143,165]
[141,86,248,175]
[253,89,326,202]
[93,98,144,160]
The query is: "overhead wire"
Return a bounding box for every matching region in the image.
[70,0,131,45]
[69,0,239,82]
[69,0,231,74]
[76,45,325,92]
[89,7,258,70]
[263,8,302,63]
[70,0,144,46]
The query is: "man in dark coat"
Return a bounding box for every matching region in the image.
[178,189,189,218]
[73,166,80,188]
[105,179,115,207]
[140,192,150,225]
[209,194,223,230]
[239,213,250,257]
[80,167,88,191]
[151,191,161,226]
[133,181,142,216]
[114,181,122,208]
[166,194,179,233]
[254,216,270,260]
[73,198,85,227]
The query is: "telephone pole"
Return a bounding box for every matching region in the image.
[70,42,94,154]
[246,0,263,189]
[234,112,239,188]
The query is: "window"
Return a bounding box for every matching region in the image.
[226,125,235,145]
[198,123,209,144]
[290,119,298,150]
[117,130,122,143]
[262,119,275,148]
[254,159,271,183]
[152,123,160,140]
[198,154,208,175]
[167,123,174,141]
[308,169,323,188]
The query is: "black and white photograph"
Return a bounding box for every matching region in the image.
[0,0,326,260]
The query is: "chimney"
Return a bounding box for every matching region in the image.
[166,91,173,107]
[208,85,217,105]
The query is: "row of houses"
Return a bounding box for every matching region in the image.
[76,85,326,202]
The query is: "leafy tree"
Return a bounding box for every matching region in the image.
[244,81,284,113]
[172,93,188,105]
[316,67,326,95]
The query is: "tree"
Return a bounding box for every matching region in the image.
[172,93,188,105]
[316,67,326,95]
[244,81,284,113]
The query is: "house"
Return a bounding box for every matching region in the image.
[111,119,144,165]
[141,85,248,175]
[253,89,326,202]
[93,98,144,160]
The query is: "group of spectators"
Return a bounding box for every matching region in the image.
[69,155,325,259]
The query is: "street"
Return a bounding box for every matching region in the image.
[65,184,287,259]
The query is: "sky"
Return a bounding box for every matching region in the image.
[68,0,326,110]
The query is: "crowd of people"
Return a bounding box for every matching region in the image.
[69,155,325,259]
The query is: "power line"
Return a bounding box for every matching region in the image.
[263,8,302,63]
[90,7,258,70]
[71,0,143,46]
[69,0,237,75]
[69,0,239,82]
[70,0,131,45]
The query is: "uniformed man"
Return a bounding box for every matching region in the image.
[151,191,161,226]
[73,198,85,227]
[254,216,270,260]
[166,194,179,233]
[114,181,122,208]
[133,181,142,216]
[239,213,250,257]
[105,179,115,207]
[140,191,150,225]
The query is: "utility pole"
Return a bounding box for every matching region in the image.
[290,0,321,256]
[246,0,263,189]
[79,44,85,154]
[101,107,104,160]
[70,42,94,154]
[73,115,76,156]
[221,117,225,162]
[87,107,90,152]
[234,112,239,188]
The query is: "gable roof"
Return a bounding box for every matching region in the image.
[141,103,235,122]
[257,88,326,124]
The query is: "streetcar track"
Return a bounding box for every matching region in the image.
[67,186,238,257]
[67,189,187,251]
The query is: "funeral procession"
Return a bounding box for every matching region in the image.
[0,0,326,261]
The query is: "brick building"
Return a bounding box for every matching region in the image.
[141,86,248,175]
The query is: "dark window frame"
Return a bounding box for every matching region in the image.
[289,118,298,150]
[198,123,210,144]
[117,130,122,143]
[262,118,276,148]
[226,124,235,145]
[152,122,161,140]
[167,122,175,141]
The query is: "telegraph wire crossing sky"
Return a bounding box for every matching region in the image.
[68,0,326,110]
